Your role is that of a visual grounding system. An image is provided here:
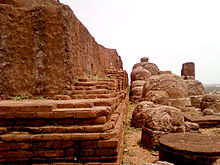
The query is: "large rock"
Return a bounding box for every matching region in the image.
[184,80,204,96]
[0,0,123,99]
[143,105,185,132]
[143,74,189,99]
[140,103,185,149]
[142,90,169,105]
[201,94,220,113]
[131,66,151,81]
[131,101,157,127]
[191,95,203,108]
[133,62,159,76]
[131,80,146,89]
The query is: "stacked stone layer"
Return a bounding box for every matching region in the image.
[0,77,128,164]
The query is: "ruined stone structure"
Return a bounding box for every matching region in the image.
[0,75,128,164]
[131,101,199,150]
[0,0,123,99]
[159,133,220,165]
[181,62,195,80]
[0,0,129,164]
[130,58,159,103]
[201,94,220,113]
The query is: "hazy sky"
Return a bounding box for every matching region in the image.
[60,0,220,84]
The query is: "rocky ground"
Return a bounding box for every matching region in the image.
[122,104,158,165]
[122,103,220,165]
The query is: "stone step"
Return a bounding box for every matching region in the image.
[0,100,56,112]
[0,106,110,119]
[4,113,119,134]
[72,93,118,100]
[72,89,112,95]
[74,81,116,87]
[78,78,116,83]
[0,116,107,126]
[73,85,116,91]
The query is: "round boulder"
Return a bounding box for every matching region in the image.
[131,66,151,81]
[131,101,157,128]
[201,94,220,113]
[143,106,185,132]
[142,90,169,105]
[133,62,159,75]
[143,74,189,99]
[184,80,204,96]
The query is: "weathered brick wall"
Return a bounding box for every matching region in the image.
[0,77,128,164]
[0,0,123,99]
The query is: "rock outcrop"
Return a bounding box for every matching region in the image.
[142,74,189,99]
[130,57,159,103]
[184,80,204,96]
[201,94,220,113]
[142,90,169,105]
[131,101,157,128]
[131,101,199,150]
[0,0,123,99]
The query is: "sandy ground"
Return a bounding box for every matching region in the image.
[122,104,158,165]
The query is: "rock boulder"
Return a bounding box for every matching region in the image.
[143,74,189,99]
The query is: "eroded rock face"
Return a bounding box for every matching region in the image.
[201,94,220,113]
[142,90,169,105]
[130,80,146,104]
[143,74,189,99]
[184,80,204,96]
[133,101,199,150]
[143,105,185,132]
[130,57,159,103]
[133,62,159,76]
[131,66,151,81]
[131,80,146,89]
[0,0,60,7]
[0,0,123,99]
[131,101,157,127]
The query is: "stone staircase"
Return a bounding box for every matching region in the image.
[0,70,128,165]
[72,78,118,99]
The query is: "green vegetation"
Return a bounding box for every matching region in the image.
[10,95,50,100]
[10,95,30,100]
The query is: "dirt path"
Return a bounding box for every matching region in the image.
[122,104,158,165]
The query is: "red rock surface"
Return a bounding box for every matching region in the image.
[0,0,123,99]
[133,62,159,76]
[131,66,151,81]
[159,133,220,165]
[143,74,189,99]
[201,94,220,113]
[184,80,204,96]
[142,90,170,105]
[131,101,157,128]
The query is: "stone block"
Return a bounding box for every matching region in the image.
[34,150,64,157]
[97,138,118,148]
[80,140,97,149]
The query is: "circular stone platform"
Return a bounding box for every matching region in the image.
[159,133,220,165]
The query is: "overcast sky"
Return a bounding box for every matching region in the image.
[60,0,220,84]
